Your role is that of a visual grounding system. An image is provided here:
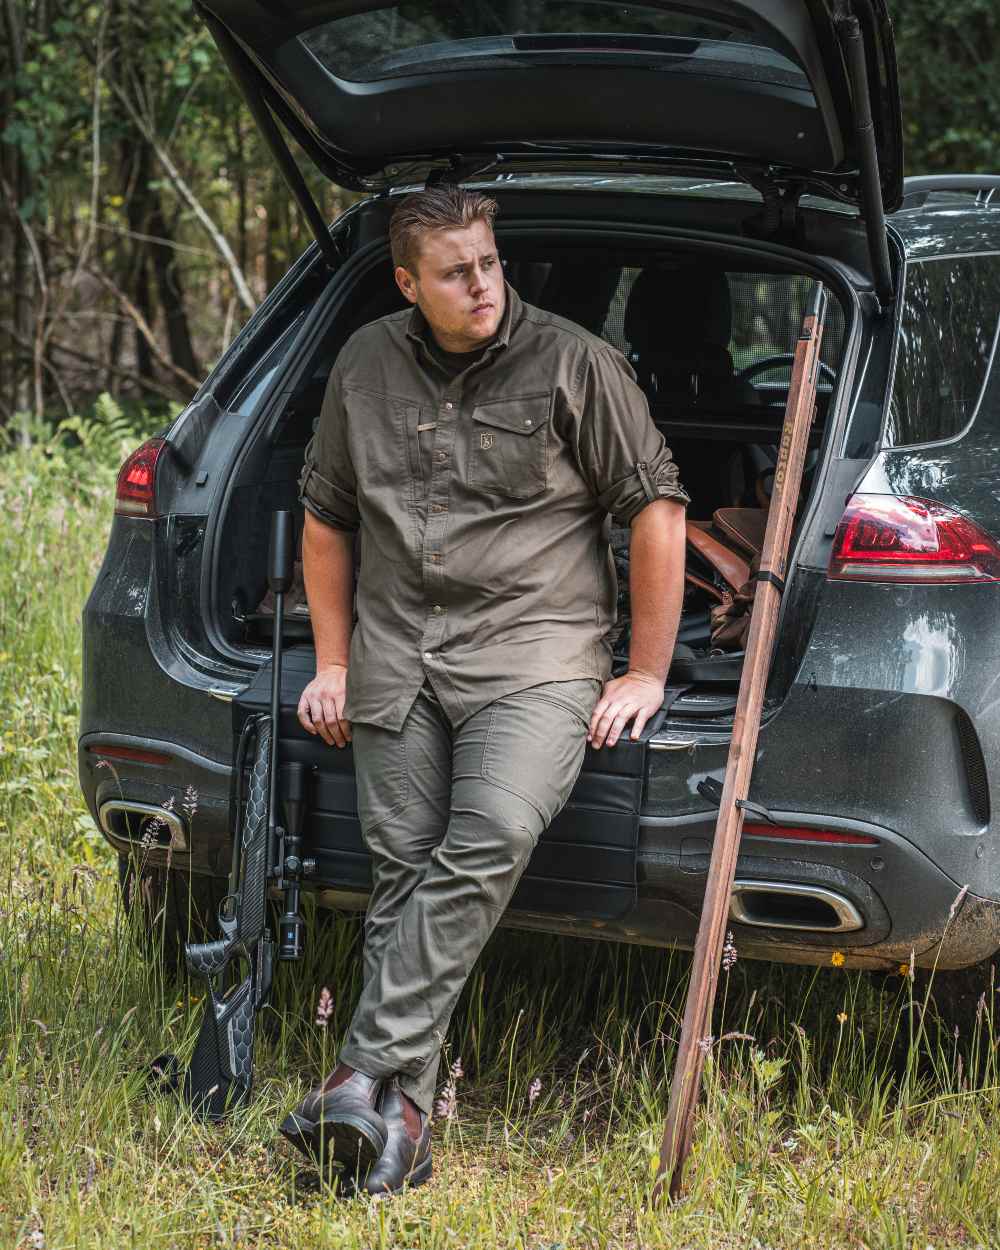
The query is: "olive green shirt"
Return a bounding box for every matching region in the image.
[298,282,689,731]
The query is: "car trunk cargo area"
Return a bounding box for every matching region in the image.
[213,230,849,730]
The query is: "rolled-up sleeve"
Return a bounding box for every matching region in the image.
[298,364,360,533]
[569,345,690,526]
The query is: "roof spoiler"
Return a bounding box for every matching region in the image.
[900,175,1000,211]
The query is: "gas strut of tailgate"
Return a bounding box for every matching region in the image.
[653,285,828,1203]
[151,511,314,1120]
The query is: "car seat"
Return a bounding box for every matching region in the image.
[537,260,622,336]
[623,264,762,411]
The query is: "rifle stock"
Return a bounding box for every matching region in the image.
[182,716,275,1119]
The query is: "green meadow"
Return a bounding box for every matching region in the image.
[2,409,998,1249]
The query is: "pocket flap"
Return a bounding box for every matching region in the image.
[471,393,551,436]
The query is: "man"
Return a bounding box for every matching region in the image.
[281,184,688,1194]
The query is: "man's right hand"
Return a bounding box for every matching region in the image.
[298,664,352,748]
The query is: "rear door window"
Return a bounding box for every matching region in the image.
[885,254,1000,447]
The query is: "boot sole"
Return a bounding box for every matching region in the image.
[279,1109,387,1180]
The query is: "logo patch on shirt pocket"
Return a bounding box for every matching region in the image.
[469,392,552,499]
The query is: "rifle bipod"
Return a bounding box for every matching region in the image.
[148,510,314,1120]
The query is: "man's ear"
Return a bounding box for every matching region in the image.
[394,264,418,305]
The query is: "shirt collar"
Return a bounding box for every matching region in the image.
[406,280,521,358]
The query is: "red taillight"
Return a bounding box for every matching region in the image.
[829,494,1000,584]
[115,438,166,518]
[742,822,879,846]
[86,744,173,765]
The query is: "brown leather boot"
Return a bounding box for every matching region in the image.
[280,1063,387,1181]
[362,1080,432,1196]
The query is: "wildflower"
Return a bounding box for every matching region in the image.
[831,950,846,967]
[434,1082,457,1122]
[528,1076,542,1106]
[836,1011,848,1025]
[898,963,910,977]
[182,784,199,822]
[434,1054,463,1122]
[721,931,738,972]
[315,987,334,1028]
[29,1231,45,1249]
[697,1035,715,1055]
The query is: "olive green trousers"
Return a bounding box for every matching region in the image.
[339,677,602,1115]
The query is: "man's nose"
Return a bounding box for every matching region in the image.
[468,266,488,295]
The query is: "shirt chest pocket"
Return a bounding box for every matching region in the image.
[468,392,552,499]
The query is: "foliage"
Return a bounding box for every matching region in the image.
[1,0,997,423]
[894,0,1000,173]
[1,437,1000,1245]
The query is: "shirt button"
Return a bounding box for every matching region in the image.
[445,401,454,410]
[524,419,532,427]
[423,651,433,661]
[432,604,443,615]
[435,451,447,462]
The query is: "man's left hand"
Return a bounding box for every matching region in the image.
[588,670,665,748]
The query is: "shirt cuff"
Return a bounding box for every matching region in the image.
[607,457,691,527]
[298,462,360,532]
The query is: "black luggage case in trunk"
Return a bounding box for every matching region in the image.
[233,647,649,921]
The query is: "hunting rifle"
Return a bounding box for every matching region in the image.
[152,509,313,1119]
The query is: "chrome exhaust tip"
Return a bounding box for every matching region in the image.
[98,800,187,851]
[729,880,864,933]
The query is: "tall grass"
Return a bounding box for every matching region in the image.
[2,408,999,1248]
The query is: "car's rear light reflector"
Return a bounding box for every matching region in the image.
[742,822,879,846]
[115,438,166,518]
[829,494,1000,584]
[86,744,173,766]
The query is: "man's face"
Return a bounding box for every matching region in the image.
[394,219,506,352]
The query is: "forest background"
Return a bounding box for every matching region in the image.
[1,0,998,429]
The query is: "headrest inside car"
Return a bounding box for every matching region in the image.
[624,265,733,358]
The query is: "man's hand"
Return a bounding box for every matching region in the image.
[298,663,352,748]
[588,670,664,749]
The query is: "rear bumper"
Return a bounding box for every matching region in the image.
[308,805,995,971]
[79,724,999,971]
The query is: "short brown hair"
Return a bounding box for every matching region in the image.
[389,184,498,273]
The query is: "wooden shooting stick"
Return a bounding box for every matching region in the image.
[652,284,828,1204]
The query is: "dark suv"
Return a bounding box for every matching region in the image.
[80,1,1000,973]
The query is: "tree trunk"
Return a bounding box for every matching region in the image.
[124,143,155,384]
[147,195,201,381]
[2,0,34,419]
